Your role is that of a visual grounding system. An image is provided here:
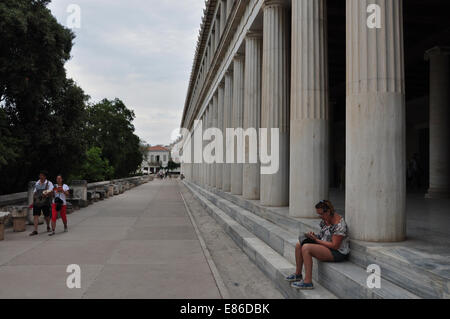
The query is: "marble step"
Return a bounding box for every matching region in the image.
[203,184,448,299]
[184,182,336,299]
[187,182,420,299]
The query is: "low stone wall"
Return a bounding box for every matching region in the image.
[0,175,153,232]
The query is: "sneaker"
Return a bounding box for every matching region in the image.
[47,227,52,233]
[29,231,38,236]
[291,281,314,290]
[64,227,68,233]
[285,273,303,282]
[48,231,56,237]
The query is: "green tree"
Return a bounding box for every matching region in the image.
[85,98,143,178]
[0,1,144,194]
[0,109,21,168]
[167,160,180,172]
[74,147,114,182]
[0,0,83,194]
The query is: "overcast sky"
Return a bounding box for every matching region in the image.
[48,0,204,145]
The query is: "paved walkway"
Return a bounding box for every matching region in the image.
[0,180,221,299]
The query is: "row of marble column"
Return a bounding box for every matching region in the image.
[183,0,447,243]
[189,0,235,118]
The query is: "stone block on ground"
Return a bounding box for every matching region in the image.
[9,206,28,232]
[0,212,11,240]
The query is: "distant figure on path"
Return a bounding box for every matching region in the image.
[407,153,421,191]
[29,171,54,236]
[49,174,70,236]
[285,200,350,290]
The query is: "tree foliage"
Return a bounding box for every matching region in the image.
[0,0,144,194]
[85,99,143,179]
[71,147,114,183]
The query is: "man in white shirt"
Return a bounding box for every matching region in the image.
[30,171,54,236]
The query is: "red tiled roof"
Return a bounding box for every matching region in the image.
[148,146,170,152]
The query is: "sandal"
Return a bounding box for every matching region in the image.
[291,281,314,290]
[285,273,303,282]
[29,231,38,236]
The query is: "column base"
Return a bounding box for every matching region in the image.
[425,188,450,199]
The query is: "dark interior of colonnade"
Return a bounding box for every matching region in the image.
[327,0,450,193]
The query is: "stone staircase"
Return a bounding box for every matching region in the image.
[182,181,438,299]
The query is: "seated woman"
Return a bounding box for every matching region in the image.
[285,200,350,290]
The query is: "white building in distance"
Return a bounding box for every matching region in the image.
[142,145,170,174]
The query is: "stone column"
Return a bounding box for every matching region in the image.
[194,128,199,184]
[220,0,227,34]
[243,32,262,200]
[206,47,210,73]
[289,0,329,218]
[27,181,38,224]
[215,19,221,50]
[205,106,211,187]
[231,54,245,195]
[211,94,218,188]
[226,0,234,18]
[200,115,205,186]
[425,47,450,199]
[260,0,290,207]
[223,70,233,192]
[346,0,406,242]
[217,83,225,189]
[200,114,205,186]
[71,180,88,208]
[210,36,215,63]
[186,131,194,182]
[191,130,195,182]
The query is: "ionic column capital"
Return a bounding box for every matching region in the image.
[425,46,450,60]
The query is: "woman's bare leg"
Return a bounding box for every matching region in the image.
[295,242,303,275]
[302,244,334,284]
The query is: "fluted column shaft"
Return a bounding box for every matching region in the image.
[211,35,215,63]
[190,132,195,183]
[217,84,225,189]
[243,32,262,200]
[215,19,221,50]
[220,0,227,35]
[346,0,406,242]
[425,47,450,199]
[204,109,209,187]
[199,115,203,186]
[261,0,290,207]
[226,0,234,18]
[231,55,245,195]
[206,103,212,187]
[223,71,233,192]
[196,126,200,184]
[210,94,218,187]
[290,0,329,218]
[200,114,204,186]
